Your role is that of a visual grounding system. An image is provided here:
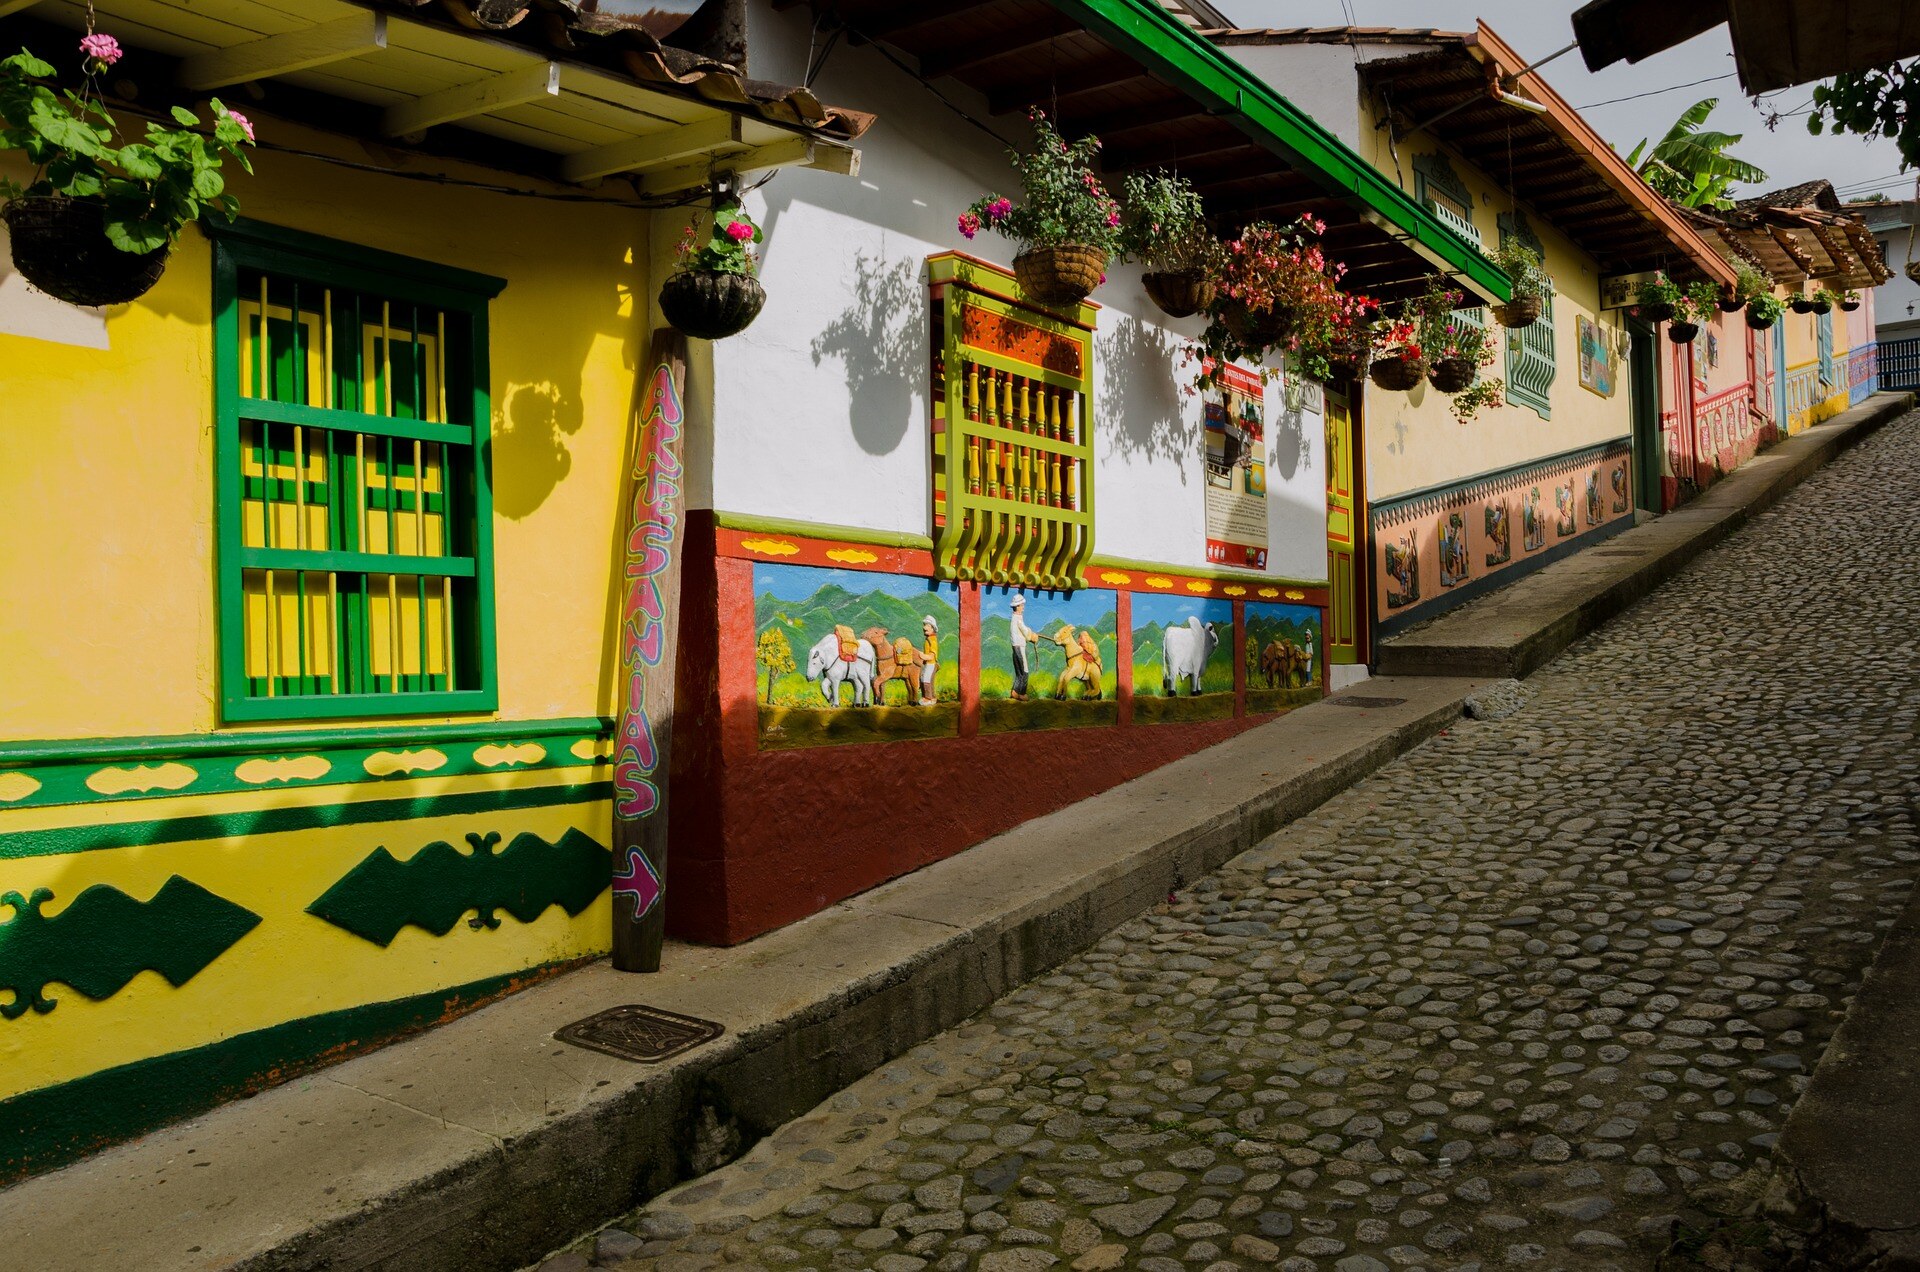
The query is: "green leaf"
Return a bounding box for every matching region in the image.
[104,216,170,255]
[116,142,163,180]
[171,105,199,127]
[3,50,55,79]
[191,166,224,200]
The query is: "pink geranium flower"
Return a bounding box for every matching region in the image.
[957,212,981,240]
[229,109,256,143]
[80,32,121,69]
[987,197,1012,222]
[724,220,754,242]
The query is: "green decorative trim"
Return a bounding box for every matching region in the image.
[0,781,612,862]
[1369,437,1632,527]
[1412,151,1473,214]
[1051,0,1512,305]
[714,511,936,553]
[0,877,260,1019]
[1088,554,1329,592]
[307,828,611,946]
[0,961,573,1186]
[0,718,612,812]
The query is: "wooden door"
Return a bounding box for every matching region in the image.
[1324,387,1361,665]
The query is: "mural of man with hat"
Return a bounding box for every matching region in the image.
[919,615,939,706]
[1009,593,1039,701]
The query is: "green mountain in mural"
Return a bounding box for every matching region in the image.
[979,610,1120,675]
[755,582,961,657]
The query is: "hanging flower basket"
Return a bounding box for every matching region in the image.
[1141,269,1215,318]
[1717,294,1745,312]
[1327,334,1372,382]
[1014,244,1107,309]
[1840,299,1861,311]
[1745,309,1777,330]
[1810,298,1832,315]
[659,269,765,340]
[1370,352,1427,392]
[1222,300,1294,349]
[1789,296,1814,314]
[1638,302,1676,323]
[2,195,170,307]
[1667,320,1700,343]
[1428,356,1477,394]
[1494,295,1540,329]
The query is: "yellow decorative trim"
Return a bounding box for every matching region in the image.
[0,771,43,803]
[1223,585,1246,597]
[1285,590,1306,601]
[1098,571,1132,585]
[364,749,448,778]
[85,762,197,796]
[473,742,547,768]
[235,756,331,785]
[1145,576,1173,589]
[1185,581,1212,594]
[825,548,879,565]
[739,537,800,557]
[569,738,613,762]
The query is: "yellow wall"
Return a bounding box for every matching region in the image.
[0,125,649,742]
[1352,112,1633,500]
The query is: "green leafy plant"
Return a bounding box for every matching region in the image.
[673,197,761,277]
[960,108,1121,255]
[1117,169,1222,274]
[1815,286,1844,309]
[1745,292,1785,326]
[1187,214,1375,386]
[1450,375,1505,423]
[1491,238,1547,295]
[1678,280,1721,324]
[1808,63,1920,169]
[1626,98,1766,209]
[1409,276,1489,364]
[1634,272,1683,314]
[0,41,254,254]
[1731,262,1772,304]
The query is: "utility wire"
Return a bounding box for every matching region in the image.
[1577,72,1737,110]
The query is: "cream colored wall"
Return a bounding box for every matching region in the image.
[1352,107,1634,501]
[0,125,648,741]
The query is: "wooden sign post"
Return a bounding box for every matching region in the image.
[611,329,689,973]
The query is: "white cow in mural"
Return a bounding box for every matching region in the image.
[1161,617,1220,696]
[805,632,876,707]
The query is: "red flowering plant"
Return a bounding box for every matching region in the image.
[959,108,1122,256]
[1449,376,1506,423]
[1188,215,1372,388]
[1373,316,1423,367]
[674,197,760,277]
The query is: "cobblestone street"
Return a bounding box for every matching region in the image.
[571,416,1920,1272]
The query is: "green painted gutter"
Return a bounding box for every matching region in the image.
[1048,0,1513,305]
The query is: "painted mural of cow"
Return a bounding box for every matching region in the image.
[805,631,876,707]
[1161,617,1219,696]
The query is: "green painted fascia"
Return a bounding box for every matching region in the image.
[0,959,585,1186]
[1046,0,1513,305]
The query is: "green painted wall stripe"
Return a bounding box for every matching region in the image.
[1048,0,1513,304]
[0,961,575,1186]
[0,781,612,861]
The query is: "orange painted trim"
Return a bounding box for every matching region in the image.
[1465,22,1738,289]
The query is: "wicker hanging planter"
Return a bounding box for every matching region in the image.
[1840,299,1861,311]
[1428,356,1477,394]
[1494,294,1540,329]
[1716,293,1745,312]
[659,269,766,340]
[1638,301,1676,323]
[1,195,171,307]
[1013,244,1107,309]
[1745,309,1777,330]
[1810,298,1832,315]
[1667,320,1700,343]
[1222,301,1294,349]
[1327,336,1372,383]
[1369,352,1427,392]
[1141,269,1215,318]
[1790,296,1814,314]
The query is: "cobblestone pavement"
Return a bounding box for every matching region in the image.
[558,416,1920,1272]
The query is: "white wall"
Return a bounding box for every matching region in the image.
[690,7,1326,583]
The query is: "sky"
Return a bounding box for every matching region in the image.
[1214,1,1910,204]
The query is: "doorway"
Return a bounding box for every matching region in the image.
[1324,385,1365,667]
[1628,317,1661,512]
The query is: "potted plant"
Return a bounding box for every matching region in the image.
[1119,170,1222,318]
[1368,317,1427,392]
[1667,281,1719,343]
[1838,287,1862,312]
[960,108,1121,310]
[1428,319,1496,393]
[0,38,254,307]
[1490,240,1546,329]
[1633,272,1681,324]
[1189,215,1364,386]
[1723,262,1769,312]
[659,197,765,340]
[1811,287,1838,315]
[1745,292,1784,330]
[1449,376,1505,424]
[1790,289,1816,314]
[1325,306,1381,382]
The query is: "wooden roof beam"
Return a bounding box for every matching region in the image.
[919,14,1080,80]
[176,11,387,91]
[986,57,1149,115]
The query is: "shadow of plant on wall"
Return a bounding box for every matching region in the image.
[1098,311,1195,480]
[810,252,923,456]
[1270,401,1313,482]
[493,380,585,519]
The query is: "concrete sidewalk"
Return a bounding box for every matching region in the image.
[1377,391,1914,679]
[0,677,1484,1272]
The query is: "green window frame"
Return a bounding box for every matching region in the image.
[1817,310,1835,389]
[1499,210,1555,419]
[212,219,505,722]
[1413,153,1486,338]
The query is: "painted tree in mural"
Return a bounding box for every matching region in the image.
[757,627,795,704]
[1627,99,1767,208]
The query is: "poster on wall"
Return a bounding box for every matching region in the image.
[1202,363,1269,570]
[752,562,960,750]
[978,588,1119,733]
[1245,601,1322,715]
[1130,593,1234,724]
[1578,317,1616,398]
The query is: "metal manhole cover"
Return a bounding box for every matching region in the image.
[1330,696,1407,708]
[556,1004,725,1063]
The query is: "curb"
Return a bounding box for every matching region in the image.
[1376,392,1914,680]
[0,680,1481,1272]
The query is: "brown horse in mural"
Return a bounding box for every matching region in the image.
[1261,639,1312,689]
[1047,625,1103,699]
[865,627,927,705]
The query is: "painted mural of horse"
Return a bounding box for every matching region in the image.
[1047,625,1104,699]
[864,626,930,705]
[805,630,875,707]
[1260,639,1313,689]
